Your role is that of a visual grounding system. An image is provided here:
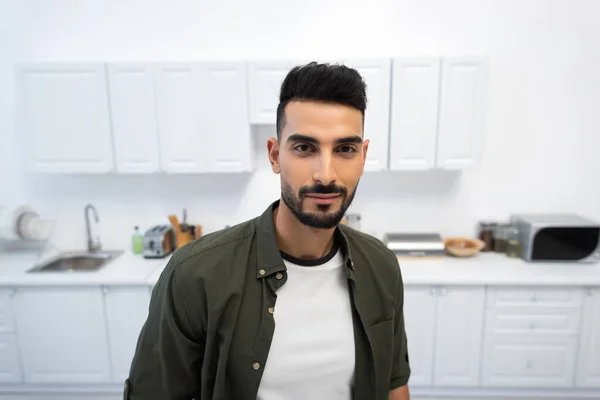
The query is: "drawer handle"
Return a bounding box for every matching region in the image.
[531,294,537,302]
[526,360,533,369]
[529,322,536,330]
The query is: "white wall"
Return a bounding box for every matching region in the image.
[2,0,600,250]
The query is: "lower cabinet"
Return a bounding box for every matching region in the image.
[404,287,436,386]
[576,287,600,388]
[13,287,112,384]
[104,286,150,383]
[404,285,485,387]
[0,333,22,383]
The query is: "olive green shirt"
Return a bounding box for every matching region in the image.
[125,200,410,400]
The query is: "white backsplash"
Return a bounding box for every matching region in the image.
[2,0,600,250]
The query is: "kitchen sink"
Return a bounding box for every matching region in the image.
[27,250,124,273]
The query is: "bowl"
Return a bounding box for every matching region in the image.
[443,237,486,258]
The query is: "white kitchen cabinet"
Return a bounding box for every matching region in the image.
[403,286,436,386]
[107,64,161,173]
[104,286,150,383]
[434,286,485,386]
[482,334,577,388]
[156,62,252,173]
[576,287,600,388]
[247,61,292,124]
[0,333,22,383]
[198,62,253,172]
[155,63,204,173]
[436,57,488,170]
[389,58,440,170]
[16,63,114,173]
[0,289,15,332]
[343,59,391,172]
[13,287,111,384]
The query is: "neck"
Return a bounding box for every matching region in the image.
[273,199,337,260]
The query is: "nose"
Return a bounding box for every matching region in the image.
[312,153,338,186]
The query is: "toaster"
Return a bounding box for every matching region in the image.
[143,225,175,259]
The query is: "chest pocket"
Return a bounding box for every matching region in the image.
[367,318,394,399]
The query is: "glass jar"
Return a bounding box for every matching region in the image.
[506,227,521,258]
[493,224,510,253]
[478,222,497,252]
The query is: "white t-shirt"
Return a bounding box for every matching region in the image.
[256,247,355,400]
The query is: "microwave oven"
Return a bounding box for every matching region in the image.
[511,214,600,263]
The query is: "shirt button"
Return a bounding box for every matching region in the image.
[268,307,274,314]
[252,362,261,370]
[259,269,266,276]
[275,272,284,280]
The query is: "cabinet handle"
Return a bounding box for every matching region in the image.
[531,294,537,302]
[7,289,15,298]
[529,322,536,330]
[439,287,448,296]
[587,288,597,297]
[526,360,533,369]
[430,287,438,296]
[102,287,109,295]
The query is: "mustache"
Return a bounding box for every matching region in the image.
[299,184,347,197]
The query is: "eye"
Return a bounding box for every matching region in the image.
[337,145,357,154]
[294,144,313,153]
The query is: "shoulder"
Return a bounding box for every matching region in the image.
[164,218,258,284]
[340,225,400,275]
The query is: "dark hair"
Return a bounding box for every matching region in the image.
[276,62,367,139]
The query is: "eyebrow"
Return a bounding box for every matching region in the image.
[286,133,363,145]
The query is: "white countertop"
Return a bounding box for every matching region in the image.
[2,249,600,288]
[398,252,600,286]
[0,249,170,287]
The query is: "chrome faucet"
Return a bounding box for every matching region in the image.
[84,204,102,253]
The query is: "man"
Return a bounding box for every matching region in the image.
[125,62,411,400]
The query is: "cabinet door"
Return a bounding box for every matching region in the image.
[198,62,253,172]
[403,286,436,386]
[389,58,440,170]
[104,286,150,383]
[434,286,485,386]
[0,333,22,383]
[0,289,15,332]
[13,287,111,384]
[343,59,391,171]
[108,64,161,173]
[436,57,488,169]
[247,61,292,124]
[576,287,600,388]
[16,63,114,173]
[482,334,577,388]
[155,63,206,173]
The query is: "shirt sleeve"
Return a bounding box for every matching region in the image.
[125,255,205,400]
[390,266,411,390]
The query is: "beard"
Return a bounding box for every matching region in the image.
[281,179,358,229]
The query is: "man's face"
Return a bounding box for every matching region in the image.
[268,101,369,229]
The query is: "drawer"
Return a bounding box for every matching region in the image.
[0,290,16,332]
[487,287,583,308]
[486,308,581,335]
[482,334,577,388]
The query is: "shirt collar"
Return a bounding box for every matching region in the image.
[255,200,355,279]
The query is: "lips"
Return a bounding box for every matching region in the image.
[305,194,340,204]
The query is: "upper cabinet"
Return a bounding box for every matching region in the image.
[155,62,252,173]
[247,61,292,124]
[436,57,488,169]
[15,56,488,174]
[389,58,440,170]
[16,63,114,173]
[107,64,161,173]
[343,59,391,172]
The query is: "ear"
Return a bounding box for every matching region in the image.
[267,137,281,174]
[361,138,370,172]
